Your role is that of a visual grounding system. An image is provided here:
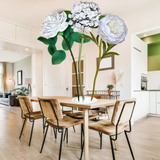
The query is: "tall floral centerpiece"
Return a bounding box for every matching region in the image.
[38,1,128,104]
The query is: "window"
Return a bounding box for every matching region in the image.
[0,63,2,93]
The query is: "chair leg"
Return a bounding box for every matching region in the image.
[73,126,76,132]
[19,118,26,139]
[80,139,84,160]
[63,128,67,141]
[100,133,102,149]
[43,117,45,133]
[29,120,35,146]
[53,128,57,139]
[109,136,115,160]
[81,124,83,149]
[59,129,64,160]
[66,128,68,144]
[40,125,49,153]
[124,131,135,160]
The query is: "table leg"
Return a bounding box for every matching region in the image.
[84,109,89,160]
[22,118,27,135]
[114,139,119,151]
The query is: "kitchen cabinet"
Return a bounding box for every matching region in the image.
[149,91,157,114]
[141,40,148,75]
[132,91,141,120]
[157,103,160,114]
[132,91,149,121]
[156,91,160,103]
[149,91,160,114]
[0,20,15,41]
[131,35,148,90]
[141,91,149,116]
[16,26,31,45]
[132,48,141,90]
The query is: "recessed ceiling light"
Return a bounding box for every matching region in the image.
[144,34,147,37]
[26,48,28,51]
[20,51,22,53]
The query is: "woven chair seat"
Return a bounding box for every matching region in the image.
[66,112,98,120]
[46,116,83,129]
[89,120,127,136]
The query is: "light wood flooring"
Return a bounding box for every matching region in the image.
[0,104,160,160]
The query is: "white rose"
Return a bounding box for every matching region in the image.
[98,14,128,44]
[41,12,68,38]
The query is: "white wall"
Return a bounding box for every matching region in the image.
[32,52,43,97]
[13,56,31,88]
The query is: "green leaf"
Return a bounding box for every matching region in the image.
[62,37,74,51]
[90,32,96,44]
[102,41,106,54]
[48,35,57,44]
[48,44,57,55]
[37,36,50,45]
[83,38,90,43]
[96,35,99,45]
[63,10,71,17]
[58,32,63,36]
[99,15,105,20]
[102,51,119,59]
[107,43,117,52]
[52,50,66,65]
[71,32,82,43]
[81,34,92,41]
[107,52,119,55]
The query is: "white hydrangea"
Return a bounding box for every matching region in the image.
[98,14,128,44]
[69,1,101,33]
[41,12,68,38]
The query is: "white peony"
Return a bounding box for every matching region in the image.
[41,12,69,38]
[69,1,101,33]
[98,14,128,44]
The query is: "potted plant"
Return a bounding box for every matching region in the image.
[107,84,114,95]
[12,87,29,96]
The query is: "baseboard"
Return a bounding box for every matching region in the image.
[133,114,148,124]
[147,113,160,118]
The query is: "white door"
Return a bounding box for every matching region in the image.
[43,50,67,96]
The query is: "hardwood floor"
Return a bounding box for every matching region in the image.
[0,104,160,160]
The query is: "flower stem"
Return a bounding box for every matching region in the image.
[79,36,85,101]
[91,39,103,101]
[63,36,79,100]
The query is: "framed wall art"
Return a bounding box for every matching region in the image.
[17,70,23,85]
[97,54,115,71]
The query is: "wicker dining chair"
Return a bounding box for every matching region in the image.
[80,98,136,160]
[38,97,84,160]
[18,96,44,146]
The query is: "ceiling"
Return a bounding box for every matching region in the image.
[0,0,157,31]
[0,50,31,63]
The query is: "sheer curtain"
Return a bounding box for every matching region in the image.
[2,62,7,92]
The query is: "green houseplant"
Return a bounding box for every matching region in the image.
[12,87,29,96]
[107,84,114,95]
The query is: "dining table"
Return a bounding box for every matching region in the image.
[27,96,116,160]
